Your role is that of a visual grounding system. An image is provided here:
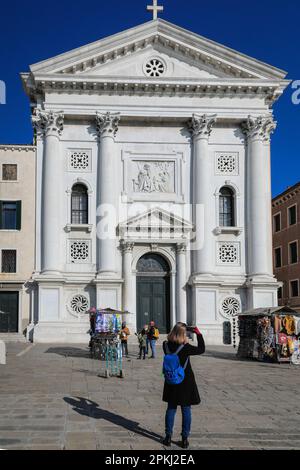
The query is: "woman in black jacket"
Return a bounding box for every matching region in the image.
[162,323,205,449]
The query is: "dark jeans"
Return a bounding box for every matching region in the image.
[121,342,128,357]
[165,404,192,439]
[139,346,146,359]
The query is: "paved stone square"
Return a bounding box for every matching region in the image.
[0,341,300,450]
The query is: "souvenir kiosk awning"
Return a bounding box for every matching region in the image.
[236,306,300,318]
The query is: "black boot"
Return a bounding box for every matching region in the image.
[181,438,189,449]
[162,436,172,447]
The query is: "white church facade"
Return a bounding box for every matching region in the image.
[21,18,289,344]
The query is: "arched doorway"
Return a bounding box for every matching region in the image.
[136,253,171,334]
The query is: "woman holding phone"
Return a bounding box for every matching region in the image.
[162,323,205,449]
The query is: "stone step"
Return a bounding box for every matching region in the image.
[0,333,28,343]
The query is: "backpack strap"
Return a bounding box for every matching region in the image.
[175,345,189,370]
[164,342,183,355]
[175,344,185,355]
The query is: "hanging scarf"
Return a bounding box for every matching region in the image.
[282,316,296,335]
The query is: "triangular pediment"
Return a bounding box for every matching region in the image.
[119,207,193,240]
[28,19,287,81]
[82,44,222,80]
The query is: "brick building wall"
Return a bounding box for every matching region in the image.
[272,182,300,312]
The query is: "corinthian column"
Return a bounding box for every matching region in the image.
[32,109,64,275]
[176,243,187,324]
[121,241,135,311]
[96,112,120,276]
[189,114,217,276]
[242,115,277,278]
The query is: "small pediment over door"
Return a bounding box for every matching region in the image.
[119,207,194,242]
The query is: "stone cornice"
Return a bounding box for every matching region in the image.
[0,145,36,152]
[24,75,288,106]
[272,184,300,207]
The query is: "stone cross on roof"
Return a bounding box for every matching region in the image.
[147,0,164,20]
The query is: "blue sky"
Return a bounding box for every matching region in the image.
[0,0,299,197]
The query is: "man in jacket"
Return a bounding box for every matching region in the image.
[120,322,130,358]
[147,321,159,359]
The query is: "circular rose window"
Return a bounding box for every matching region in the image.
[69,294,89,316]
[220,297,241,319]
[144,58,166,77]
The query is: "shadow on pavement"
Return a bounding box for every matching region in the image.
[64,396,163,444]
[45,347,91,358]
[204,349,238,361]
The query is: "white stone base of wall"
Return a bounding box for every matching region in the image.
[0,333,27,343]
[30,322,91,344]
[0,340,6,365]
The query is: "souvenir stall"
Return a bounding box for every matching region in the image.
[88,308,129,378]
[236,307,300,364]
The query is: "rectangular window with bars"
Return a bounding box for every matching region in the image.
[1,250,17,273]
[219,189,235,227]
[2,164,17,181]
[71,193,88,224]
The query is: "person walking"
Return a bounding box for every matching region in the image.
[147,321,159,359]
[162,323,205,449]
[136,326,148,360]
[120,322,130,358]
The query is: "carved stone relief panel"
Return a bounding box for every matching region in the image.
[132,161,175,194]
[122,151,185,203]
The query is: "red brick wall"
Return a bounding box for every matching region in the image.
[272,184,300,312]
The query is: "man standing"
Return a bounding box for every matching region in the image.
[120,322,130,358]
[147,321,159,359]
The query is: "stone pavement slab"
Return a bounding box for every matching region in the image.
[0,342,300,450]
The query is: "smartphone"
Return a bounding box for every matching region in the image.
[186,325,196,332]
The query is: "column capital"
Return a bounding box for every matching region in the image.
[241,115,277,143]
[96,112,120,139]
[176,243,187,254]
[32,109,64,138]
[121,240,135,254]
[189,114,217,139]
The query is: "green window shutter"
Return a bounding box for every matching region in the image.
[16,201,22,230]
[0,201,3,230]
